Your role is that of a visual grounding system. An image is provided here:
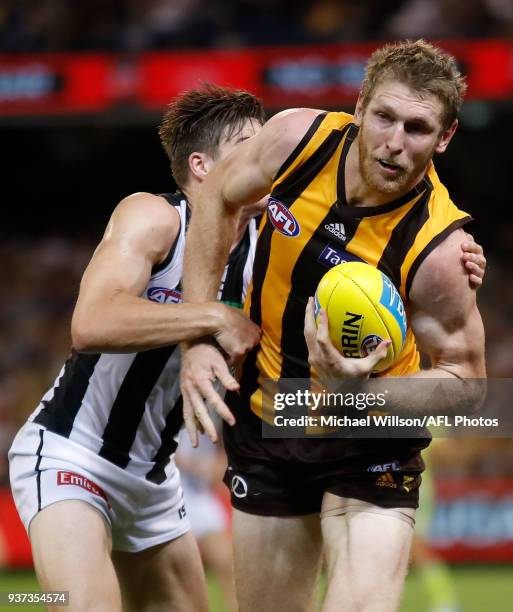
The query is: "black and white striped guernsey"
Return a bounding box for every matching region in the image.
[30,193,257,484]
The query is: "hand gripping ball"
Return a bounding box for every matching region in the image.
[314,262,407,372]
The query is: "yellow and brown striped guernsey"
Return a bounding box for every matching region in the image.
[240,112,472,420]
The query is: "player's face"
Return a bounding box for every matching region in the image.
[356,81,454,198]
[216,118,268,217]
[216,118,261,161]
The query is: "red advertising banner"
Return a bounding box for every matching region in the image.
[431,477,513,562]
[0,488,32,568]
[0,54,114,115]
[138,50,261,108]
[0,40,512,116]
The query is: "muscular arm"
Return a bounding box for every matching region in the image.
[397,228,487,413]
[409,228,486,380]
[183,108,324,305]
[306,229,486,414]
[71,192,229,353]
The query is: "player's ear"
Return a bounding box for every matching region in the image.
[354,94,364,126]
[188,152,213,181]
[435,119,458,154]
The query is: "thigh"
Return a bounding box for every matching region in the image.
[320,493,414,612]
[232,509,323,612]
[30,500,121,612]
[112,531,209,612]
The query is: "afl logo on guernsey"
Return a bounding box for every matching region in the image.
[267,197,300,237]
[147,287,182,304]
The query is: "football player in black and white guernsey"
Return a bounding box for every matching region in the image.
[9,85,265,612]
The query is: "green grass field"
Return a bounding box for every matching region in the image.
[0,566,512,611]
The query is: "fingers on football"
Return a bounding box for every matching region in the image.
[315,308,332,346]
[304,297,317,338]
[304,298,319,355]
[316,310,343,367]
[363,340,391,369]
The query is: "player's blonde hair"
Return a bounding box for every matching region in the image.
[360,40,467,130]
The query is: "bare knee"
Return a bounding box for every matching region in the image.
[113,532,208,612]
[321,497,413,612]
[30,501,121,612]
[232,510,322,612]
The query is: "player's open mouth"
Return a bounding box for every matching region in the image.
[378,159,401,173]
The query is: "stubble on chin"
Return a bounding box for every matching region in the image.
[359,147,406,198]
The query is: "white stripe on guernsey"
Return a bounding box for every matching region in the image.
[242,218,258,303]
[68,352,137,454]
[129,350,182,477]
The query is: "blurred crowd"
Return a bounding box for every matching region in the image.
[1,0,513,53]
[0,238,92,486]
[0,235,512,488]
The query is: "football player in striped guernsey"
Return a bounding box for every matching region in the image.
[181,41,487,612]
[9,85,264,612]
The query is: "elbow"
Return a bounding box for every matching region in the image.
[71,313,101,353]
[466,354,487,413]
[438,357,486,416]
[455,355,487,415]
[462,377,487,415]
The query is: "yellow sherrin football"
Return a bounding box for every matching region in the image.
[314,262,407,372]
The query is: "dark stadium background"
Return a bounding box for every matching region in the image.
[1,1,513,610]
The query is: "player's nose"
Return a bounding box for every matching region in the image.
[385,124,404,153]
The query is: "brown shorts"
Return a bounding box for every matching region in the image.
[223,399,429,517]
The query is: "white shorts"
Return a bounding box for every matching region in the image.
[8,422,190,553]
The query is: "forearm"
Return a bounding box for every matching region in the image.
[72,296,225,353]
[320,357,485,419]
[359,366,486,417]
[183,187,239,304]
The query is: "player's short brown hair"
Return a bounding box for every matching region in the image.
[158,84,265,188]
[360,40,467,130]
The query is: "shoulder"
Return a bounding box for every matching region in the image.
[265,108,326,131]
[413,227,465,280]
[410,228,473,321]
[262,108,326,150]
[105,192,181,264]
[112,192,180,228]
[252,108,327,180]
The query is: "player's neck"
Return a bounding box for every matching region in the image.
[181,182,194,206]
